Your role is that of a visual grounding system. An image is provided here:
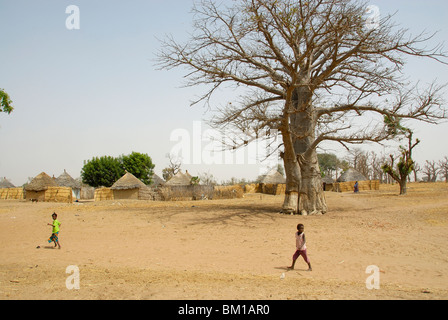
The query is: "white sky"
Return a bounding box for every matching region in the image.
[1,0,447,186]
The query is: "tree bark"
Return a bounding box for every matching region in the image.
[399,177,408,195]
[289,86,328,215]
[298,151,328,215]
[280,119,301,215]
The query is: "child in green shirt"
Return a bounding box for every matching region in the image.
[48,212,61,249]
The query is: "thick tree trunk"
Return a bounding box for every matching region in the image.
[297,151,328,215]
[280,126,301,214]
[399,178,407,195]
[290,86,328,215]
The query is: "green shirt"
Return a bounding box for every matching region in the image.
[52,219,61,233]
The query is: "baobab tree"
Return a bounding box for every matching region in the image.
[158,0,447,214]
[381,129,420,195]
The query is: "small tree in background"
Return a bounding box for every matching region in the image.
[120,152,155,185]
[81,152,155,187]
[423,160,440,182]
[0,89,14,114]
[439,157,448,183]
[382,128,420,195]
[318,153,340,179]
[162,153,182,182]
[81,156,124,188]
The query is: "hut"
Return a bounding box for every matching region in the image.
[25,172,58,201]
[337,168,368,182]
[165,170,192,186]
[110,172,153,200]
[334,168,379,192]
[150,173,166,188]
[75,177,95,200]
[25,172,72,202]
[0,177,24,200]
[259,169,286,184]
[0,177,15,189]
[258,169,286,195]
[322,176,335,191]
[56,170,81,199]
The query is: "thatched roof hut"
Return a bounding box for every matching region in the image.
[25,172,57,192]
[151,173,165,187]
[0,177,15,189]
[111,172,146,190]
[322,176,335,184]
[259,169,286,184]
[337,168,367,182]
[111,172,154,200]
[56,170,81,189]
[165,170,192,186]
[322,176,335,191]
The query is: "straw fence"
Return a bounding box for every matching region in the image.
[94,188,114,201]
[44,187,73,203]
[156,185,215,201]
[25,187,73,203]
[0,188,24,200]
[259,183,286,195]
[212,185,244,200]
[333,180,380,193]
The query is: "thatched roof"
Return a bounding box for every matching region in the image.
[111,172,147,190]
[322,176,335,184]
[337,168,367,182]
[25,172,57,191]
[56,170,81,189]
[259,169,286,184]
[0,177,15,188]
[165,170,192,186]
[151,173,165,187]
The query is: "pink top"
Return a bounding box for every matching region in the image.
[295,232,306,251]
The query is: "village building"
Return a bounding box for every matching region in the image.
[110,172,154,200]
[56,170,81,199]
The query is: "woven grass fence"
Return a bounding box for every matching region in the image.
[94,188,114,201]
[334,180,380,193]
[44,187,73,203]
[0,188,24,200]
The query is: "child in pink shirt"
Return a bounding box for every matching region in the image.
[288,224,312,271]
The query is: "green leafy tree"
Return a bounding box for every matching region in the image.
[120,152,155,185]
[0,89,14,114]
[81,156,125,187]
[318,153,340,178]
[190,176,200,185]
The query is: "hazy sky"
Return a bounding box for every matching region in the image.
[1,0,448,186]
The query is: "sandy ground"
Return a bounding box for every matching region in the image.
[1,182,448,300]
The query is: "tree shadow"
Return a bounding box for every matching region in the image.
[186,204,281,227]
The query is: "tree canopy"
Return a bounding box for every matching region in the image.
[158,0,447,214]
[0,89,14,114]
[81,152,155,187]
